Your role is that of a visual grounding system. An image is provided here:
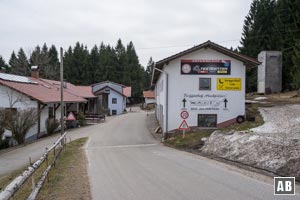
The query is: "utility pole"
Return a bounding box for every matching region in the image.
[60,47,64,136]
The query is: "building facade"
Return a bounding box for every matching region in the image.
[152,41,260,133]
[143,91,155,105]
[92,81,131,115]
[0,71,87,142]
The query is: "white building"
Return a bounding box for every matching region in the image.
[152,41,259,134]
[143,91,155,105]
[92,81,131,115]
[0,70,87,142]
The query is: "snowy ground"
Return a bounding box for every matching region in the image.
[251,104,300,139]
[201,104,300,180]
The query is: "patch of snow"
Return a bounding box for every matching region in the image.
[254,97,268,100]
[251,104,300,139]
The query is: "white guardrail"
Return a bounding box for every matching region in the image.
[0,132,67,200]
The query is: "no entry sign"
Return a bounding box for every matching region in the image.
[180,110,189,119]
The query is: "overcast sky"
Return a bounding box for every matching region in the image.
[0,0,252,67]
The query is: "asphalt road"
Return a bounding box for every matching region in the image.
[85,109,300,200]
[0,116,117,176]
[1,108,299,199]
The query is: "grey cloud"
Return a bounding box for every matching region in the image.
[0,0,252,66]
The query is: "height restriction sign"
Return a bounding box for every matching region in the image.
[180,111,189,119]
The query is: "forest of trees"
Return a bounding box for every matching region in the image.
[239,0,300,92]
[1,0,300,94]
[0,39,154,98]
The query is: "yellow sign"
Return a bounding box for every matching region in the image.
[217,78,241,91]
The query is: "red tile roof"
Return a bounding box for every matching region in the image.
[143,91,155,98]
[41,79,96,99]
[123,87,131,97]
[0,73,87,104]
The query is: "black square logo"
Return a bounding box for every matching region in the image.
[274,177,295,195]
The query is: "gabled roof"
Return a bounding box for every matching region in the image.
[93,85,131,97]
[143,91,155,98]
[41,79,96,99]
[0,73,87,104]
[92,80,131,97]
[123,87,131,97]
[91,80,125,87]
[152,40,260,84]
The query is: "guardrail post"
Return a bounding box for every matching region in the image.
[53,146,56,168]
[45,147,49,183]
[30,156,35,190]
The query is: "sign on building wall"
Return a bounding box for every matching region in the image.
[217,78,241,91]
[184,93,228,111]
[181,60,231,75]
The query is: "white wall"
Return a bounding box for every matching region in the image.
[0,85,38,139]
[145,98,156,105]
[156,48,246,132]
[108,90,125,115]
[0,85,63,141]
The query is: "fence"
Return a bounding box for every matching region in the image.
[0,132,67,200]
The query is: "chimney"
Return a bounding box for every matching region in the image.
[63,79,67,88]
[31,66,39,79]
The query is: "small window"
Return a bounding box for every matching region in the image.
[198,114,217,127]
[112,98,117,104]
[199,78,211,90]
[112,110,117,115]
[48,107,54,118]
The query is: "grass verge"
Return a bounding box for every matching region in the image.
[165,130,214,150]
[0,137,90,200]
[222,103,264,131]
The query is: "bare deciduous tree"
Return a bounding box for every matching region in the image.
[5,108,37,144]
[5,87,30,108]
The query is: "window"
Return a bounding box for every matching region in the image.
[199,78,211,90]
[112,98,117,104]
[48,107,54,118]
[112,110,117,115]
[198,114,217,127]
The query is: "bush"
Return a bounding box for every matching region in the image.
[77,112,86,126]
[46,118,59,135]
[5,108,37,144]
[0,139,9,150]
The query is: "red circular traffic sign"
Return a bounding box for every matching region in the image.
[180,111,189,119]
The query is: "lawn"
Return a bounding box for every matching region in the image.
[0,137,90,200]
[165,130,214,150]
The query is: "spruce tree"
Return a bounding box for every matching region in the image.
[10,48,30,76]
[0,56,8,72]
[48,45,59,80]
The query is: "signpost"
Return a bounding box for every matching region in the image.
[66,112,76,121]
[217,78,241,90]
[179,110,190,138]
[180,110,189,119]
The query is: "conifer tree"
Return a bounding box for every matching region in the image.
[0,56,8,72]
[10,48,30,76]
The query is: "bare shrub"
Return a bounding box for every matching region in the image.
[46,118,59,135]
[5,108,37,144]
